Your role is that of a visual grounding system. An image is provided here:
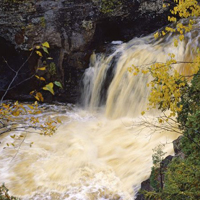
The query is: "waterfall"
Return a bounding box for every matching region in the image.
[0,19,200,200]
[81,19,200,119]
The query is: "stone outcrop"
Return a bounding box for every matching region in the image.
[0,0,169,102]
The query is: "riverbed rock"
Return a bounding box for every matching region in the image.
[0,0,169,102]
[135,155,173,200]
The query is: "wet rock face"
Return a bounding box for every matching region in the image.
[0,0,169,102]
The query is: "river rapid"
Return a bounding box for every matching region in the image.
[0,104,178,200]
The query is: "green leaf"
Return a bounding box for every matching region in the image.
[54,81,63,89]
[42,47,49,54]
[43,82,54,95]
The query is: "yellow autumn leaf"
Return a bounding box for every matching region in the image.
[179,34,184,41]
[29,90,35,95]
[127,67,133,72]
[12,111,20,116]
[34,92,44,102]
[43,82,55,95]
[2,104,10,109]
[174,39,178,47]
[35,75,45,81]
[34,95,39,101]
[38,67,46,71]
[35,46,41,49]
[42,42,50,48]
[28,105,34,109]
[36,51,42,57]
[40,77,45,81]
[142,70,148,74]
[154,32,159,39]
[162,31,166,36]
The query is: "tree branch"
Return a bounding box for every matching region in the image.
[0,51,34,104]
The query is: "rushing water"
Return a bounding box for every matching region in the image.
[1,20,200,199]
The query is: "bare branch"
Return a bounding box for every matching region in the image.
[0,51,34,104]
[2,57,16,73]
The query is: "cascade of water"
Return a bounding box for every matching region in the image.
[81,21,200,118]
[82,31,198,118]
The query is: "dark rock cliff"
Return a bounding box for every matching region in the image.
[0,0,169,103]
